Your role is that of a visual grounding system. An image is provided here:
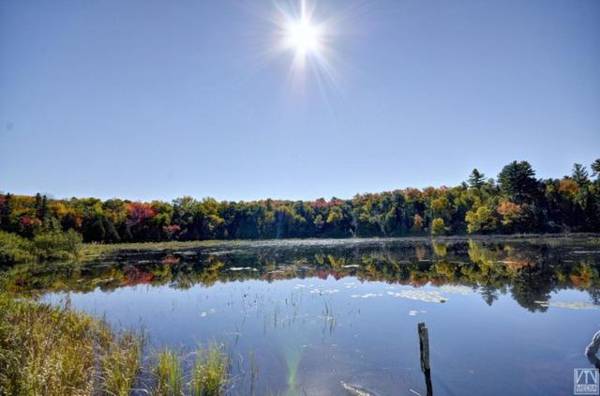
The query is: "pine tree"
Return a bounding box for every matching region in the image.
[468,169,485,189]
[591,159,600,181]
[497,161,538,203]
[572,163,589,186]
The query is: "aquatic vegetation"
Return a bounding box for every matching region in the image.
[191,343,229,396]
[535,300,600,310]
[0,293,140,396]
[99,332,143,396]
[351,293,383,298]
[309,287,339,295]
[387,290,447,303]
[154,349,184,396]
[439,285,473,295]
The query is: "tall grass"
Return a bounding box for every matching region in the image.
[0,293,141,396]
[0,293,231,396]
[154,349,184,396]
[191,344,229,396]
[99,331,142,396]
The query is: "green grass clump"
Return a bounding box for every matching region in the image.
[191,344,229,396]
[0,293,140,396]
[154,349,184,396]
[99,331,142,396]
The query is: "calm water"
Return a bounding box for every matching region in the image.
[5,237,600,395]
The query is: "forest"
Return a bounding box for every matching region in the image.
[1,160,600,247]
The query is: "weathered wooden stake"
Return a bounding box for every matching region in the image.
[418,322,433,396]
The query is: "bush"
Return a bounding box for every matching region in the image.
[33,230,82,261]
[0,231,34,266]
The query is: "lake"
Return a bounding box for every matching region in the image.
[4,236,600,395]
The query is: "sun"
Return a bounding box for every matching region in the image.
[285,17,321,56]
[272,0,339,90]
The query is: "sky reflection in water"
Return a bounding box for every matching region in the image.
[9,237,600,395]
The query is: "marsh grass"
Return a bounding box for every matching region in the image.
[191,344,229,396]
[99,331,143,396]
[0,293,233,396]
[154,349,184,396]
[0,293,141,396]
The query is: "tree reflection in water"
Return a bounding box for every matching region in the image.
[2,238,599,313]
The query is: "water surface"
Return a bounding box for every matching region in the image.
[5,237,600,395]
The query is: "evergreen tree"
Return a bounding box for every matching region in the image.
[572,163,589,186]
[498,161,538,203]
[468,169,485,189]
[591,159,600,181]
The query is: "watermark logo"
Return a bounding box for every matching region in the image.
[575,368,599,395]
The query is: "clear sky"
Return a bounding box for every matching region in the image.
[1,0,599,202]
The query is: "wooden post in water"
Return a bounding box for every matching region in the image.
[418,322,433,396]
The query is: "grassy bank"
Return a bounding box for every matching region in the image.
[0,293,229,395]
[0,293,141,395]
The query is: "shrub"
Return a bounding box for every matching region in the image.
[0,231,34,266]
[33,229,82,261]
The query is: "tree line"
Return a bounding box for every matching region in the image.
[1,159,600,243]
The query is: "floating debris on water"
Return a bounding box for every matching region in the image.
[535,301,600,310]
[387,290,447,303]
[408,310,427,316]
[228,267,257,271]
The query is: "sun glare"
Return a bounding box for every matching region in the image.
[286,18,321,56]
[271,0,340,92]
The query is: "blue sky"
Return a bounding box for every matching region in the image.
[1,0,599,202]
